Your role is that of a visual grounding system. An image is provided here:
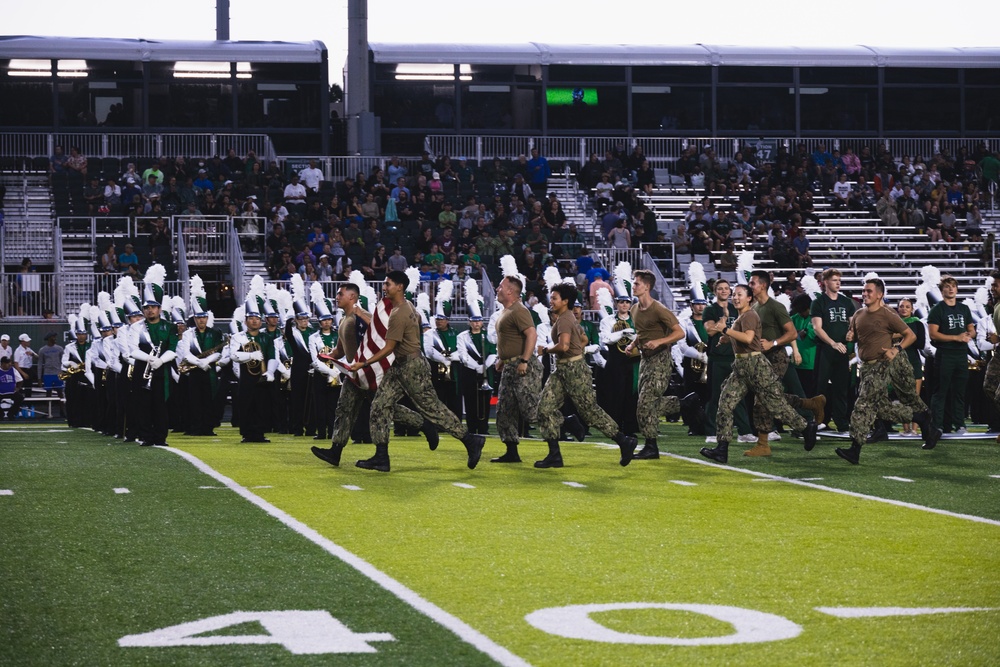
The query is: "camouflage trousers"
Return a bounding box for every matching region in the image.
[331,377,424,447]
[849,353,927,444]
[752,347,805,433]
[636,351,681,440]
[983,355,1000,409]
[370,356,466,447]
[718,354,807,442]
[538,357,618,441]
[496,356,543,445]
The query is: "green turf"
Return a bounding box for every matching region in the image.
[3,423,999,666]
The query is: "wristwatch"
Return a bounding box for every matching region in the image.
[518,358,528,364]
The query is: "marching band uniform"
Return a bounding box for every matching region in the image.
[456,278,496,435]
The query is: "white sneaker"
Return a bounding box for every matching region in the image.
[705,436,717,444]
[955,426,968,435]
[816,423,828,431]
[737,434,757,443]
[768,431,781,441]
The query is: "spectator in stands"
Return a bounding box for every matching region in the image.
[142,173,163,205]
[607,217,631,249]
[437,200,457,229]
[48,145,68,184]
[810,143,833,178]
[769,228,794,267]
[100,243,118,274]
[283,173,308,217]
[65,146,87,185]
[120,162,142,186]
[149,216,171,255]
[526,148,551,200]
[193,169,214,193]
[0,355,24,421]
[791,229,812,268]
[832,173,851,208]
[508,198,529,231]
[924,202,943,242]
[81,176,103,215]
[876,189,899,229]
[390,177,411,203]
[940,205,961,243]
[602,150,623,182]
[386,246,409,272]
[118,243,138,271]
[295,159,322,196]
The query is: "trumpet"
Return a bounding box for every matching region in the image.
[58,364,85,381]
[318,346,340,386]
[143,342,162,390]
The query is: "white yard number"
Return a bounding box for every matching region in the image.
[118,610,395,655]
[525,603,801,645]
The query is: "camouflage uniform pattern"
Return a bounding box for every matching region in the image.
[752,348,805,433]
[636,351,681,439]
[495,356,543,444]
[370,356,466,446]
[718,355,807,442]
[849,353,927,444]
[983,355,1000,410]
[331,378,424,447]
[538,357,619,440]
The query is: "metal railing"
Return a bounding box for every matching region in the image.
[176,215,231,263]
[0,271,59,318]
[0,133,277,167]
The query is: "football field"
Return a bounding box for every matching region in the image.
[2,423,999,666]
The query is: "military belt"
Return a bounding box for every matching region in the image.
[734,351,761,358]
[556,354,584,364]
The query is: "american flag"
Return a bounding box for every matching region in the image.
[333,297,396,391]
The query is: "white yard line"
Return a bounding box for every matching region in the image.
[164,447,532,667]
[341,485,364,491]
[883,476,914,483]
[562,481,586,488]
[452,483,475,489]
[662,452,1000,527]
[668,480,697,486]
[113,488,130,494]
[0,490,13,495]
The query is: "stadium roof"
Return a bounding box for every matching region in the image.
[0,36,326,62]
[369,42,1000,68]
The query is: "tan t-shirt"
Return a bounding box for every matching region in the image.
[496,301,535,360]
[550,310,584,359]
[338,312,359,359]
[385,300,422,357]
[730,309,762,355]
[850,305,910,362]
[631,299,680,347]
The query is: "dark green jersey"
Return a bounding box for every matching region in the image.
[928,301,974,351]
[704,303,738,357]
[810,292,856,343]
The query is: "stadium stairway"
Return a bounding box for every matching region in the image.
[1,171,56,266]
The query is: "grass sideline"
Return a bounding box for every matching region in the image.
[2,423,999,666]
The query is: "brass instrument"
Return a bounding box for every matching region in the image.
[58,364,85,381]
[691,341,709,383]
[318,345,340,386]
[178,339,229,374]
[612,317,639,357]
[241,339,263,376]
[143,341,162,390]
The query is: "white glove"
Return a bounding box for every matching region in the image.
[449,350,462,362]
[477,364,486,375]
[279,363,291,379]
[592,351,607,368]
[605,328,634,343]
[698,352,709,364]
[249,351,264,362]
[148,357,163,370]
[264,371,275,383]
[585,344,599,354]
[84,371,95,387]
[197,359,211,371]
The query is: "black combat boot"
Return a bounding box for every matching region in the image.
[633,437,660,460]
[534,440,564,468]
[356,444,391,472]
[563,414,587,442]
[911,410,942,450]
[461,432,486,469]
[421,420,440,451]
[612,432,638,466]
[835,440,862,465]
[312,441,346,467]
[700,440,729,464]
[491,442,522,463]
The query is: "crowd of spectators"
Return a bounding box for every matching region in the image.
[633,141,1000,270]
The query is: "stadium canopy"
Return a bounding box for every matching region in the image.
[0,35,326,63]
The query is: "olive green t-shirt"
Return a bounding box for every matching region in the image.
[385,300,422,357]
[850,305,910,361]
[631,300,679,347]
[550,310,584,358]
[752,296,791,341]
[496,301,535,360]
[338,312,359,359]
[731,309,762,355]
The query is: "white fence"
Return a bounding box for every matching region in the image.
[0,271,59,318]
[0,133,277,166]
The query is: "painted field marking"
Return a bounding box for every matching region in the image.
[816,606,1000,618]
[990,475,1000,479]
[563,482,586,488]
[163,447,531,667]
[669,480,697,487]
[341,485,364,491]
[883,476,914,483]
[0,490,13,496]
[0,429,73,433]
[799,478,824,481]
[453,483,475,489]
[199,486,225,490]
[56,441,67,444]
[661,451,1000,527]
[752,479,778,482]
[251,485,273,489]
[113,488,130,494]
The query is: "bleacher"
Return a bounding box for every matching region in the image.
[641,187,995,308]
